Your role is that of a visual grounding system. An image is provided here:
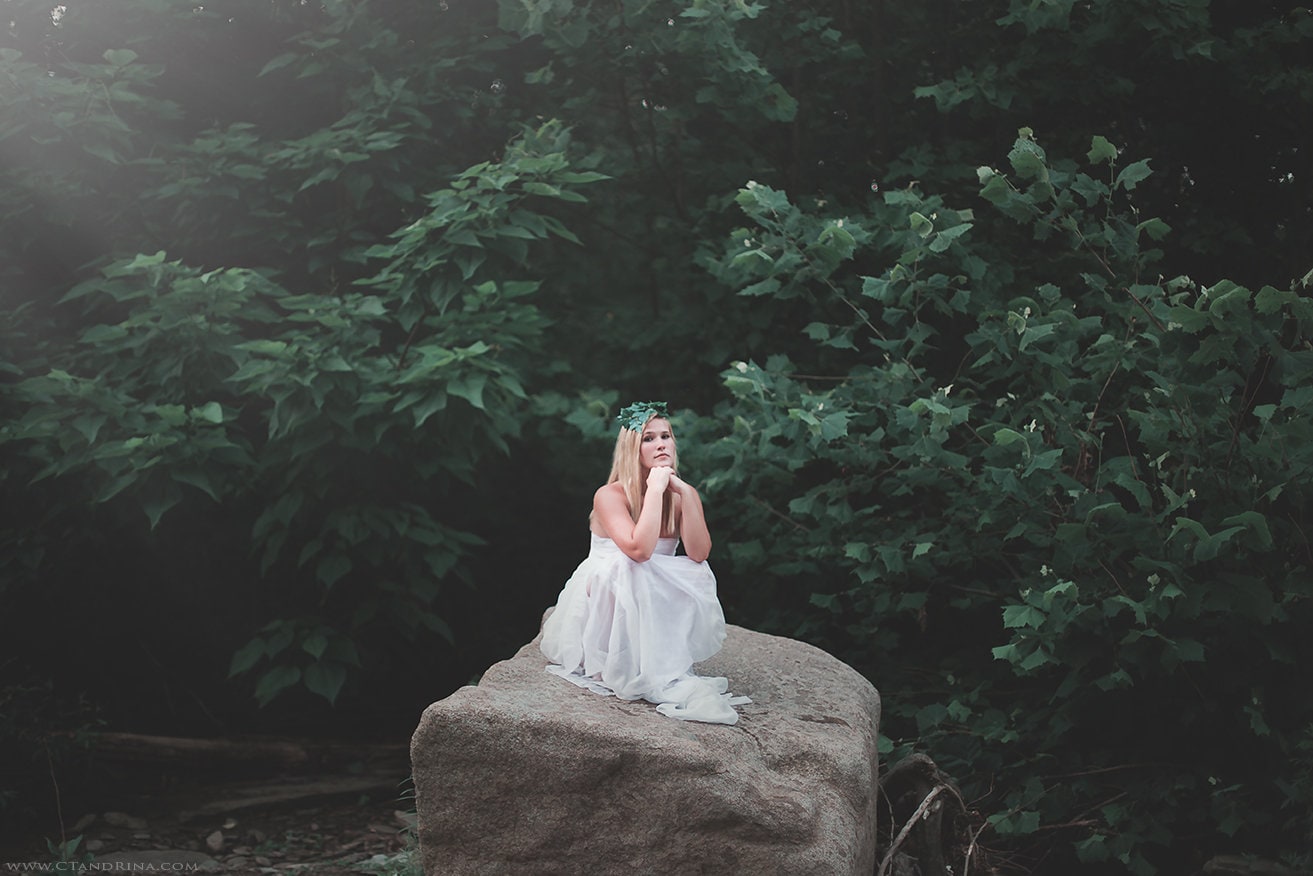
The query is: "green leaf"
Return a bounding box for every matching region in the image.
[1087,135,1118,165]
[228,639,265,677]
[253,665,302,707]
[412,392,448,427]
[1003,605,1045,629]
[1008,140,1048,179]
[195,402,224,424]
[908,212,934,238]
[259,52,299,76]
[1115,159,1152,190]
[235,339,289,355]
[303,661,346,704]
[809,592,839,611]
[143,490,182,530]
[103,49,139,66]
[819,412,850,440]
[172,470,219,501]
[1194,525,1246,562]
[1174,638,1206,663]
[418,611,455,645]
[1220,511,1273,549]
[80,324,129,344]
[72,415,107,445]
[325,636,361,667]
[449,373,488,410]
[1254,285,1293,315]
[316,555,352,588]
[302,632,328,660]
[1018,649,1052,672]
[1136,218,1171,240]
[993,427,1027,447]
[929,222,972,252]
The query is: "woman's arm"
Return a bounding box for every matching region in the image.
[593,468,671,562]
[669,475,711,563]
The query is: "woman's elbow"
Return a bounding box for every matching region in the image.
[687,542,711,563]
[624,546,654,563]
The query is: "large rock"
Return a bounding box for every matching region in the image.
[411,623,880,875]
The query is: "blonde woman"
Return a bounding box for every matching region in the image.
[541,401,749,725]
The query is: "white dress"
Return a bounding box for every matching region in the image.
[541,533,750,725]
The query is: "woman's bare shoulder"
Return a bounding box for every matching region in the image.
[594,482,626,503]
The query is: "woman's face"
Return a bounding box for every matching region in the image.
[639,418,676,472]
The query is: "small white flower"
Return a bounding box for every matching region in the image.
[1040,565,1050,577]
[1025,419,1038,432]
[734,361,748,373]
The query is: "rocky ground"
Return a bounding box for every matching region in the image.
[2,771,417,875]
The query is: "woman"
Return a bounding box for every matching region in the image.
[540,401,749,725]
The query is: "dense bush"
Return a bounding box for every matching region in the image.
[696,130,1313,871]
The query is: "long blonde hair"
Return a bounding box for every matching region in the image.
[597,412,679,536]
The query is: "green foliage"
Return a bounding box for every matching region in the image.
[702,131,1313,871]
[46,834,93,866]
[2,121,602,706]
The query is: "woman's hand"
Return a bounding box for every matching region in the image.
[646,465,674,493]
[666,472,694,495]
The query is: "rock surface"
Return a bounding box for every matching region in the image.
[411,623,881,876]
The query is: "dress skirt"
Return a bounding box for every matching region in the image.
[541,534,748,724]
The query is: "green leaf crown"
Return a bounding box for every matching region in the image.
[615,400,669,432]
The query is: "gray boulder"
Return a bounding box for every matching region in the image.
[411,623,881,875]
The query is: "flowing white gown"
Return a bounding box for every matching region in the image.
[541,533,750,725]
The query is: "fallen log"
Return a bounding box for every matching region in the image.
[174,770,409,820]
[57,731,407,771]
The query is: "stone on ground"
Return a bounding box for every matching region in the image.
[411,623,880,876]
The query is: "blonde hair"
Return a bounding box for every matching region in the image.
[597,412,678,536]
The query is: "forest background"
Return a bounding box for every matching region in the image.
[2,0,1311,871]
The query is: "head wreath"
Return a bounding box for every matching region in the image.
[615,400,669,432]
